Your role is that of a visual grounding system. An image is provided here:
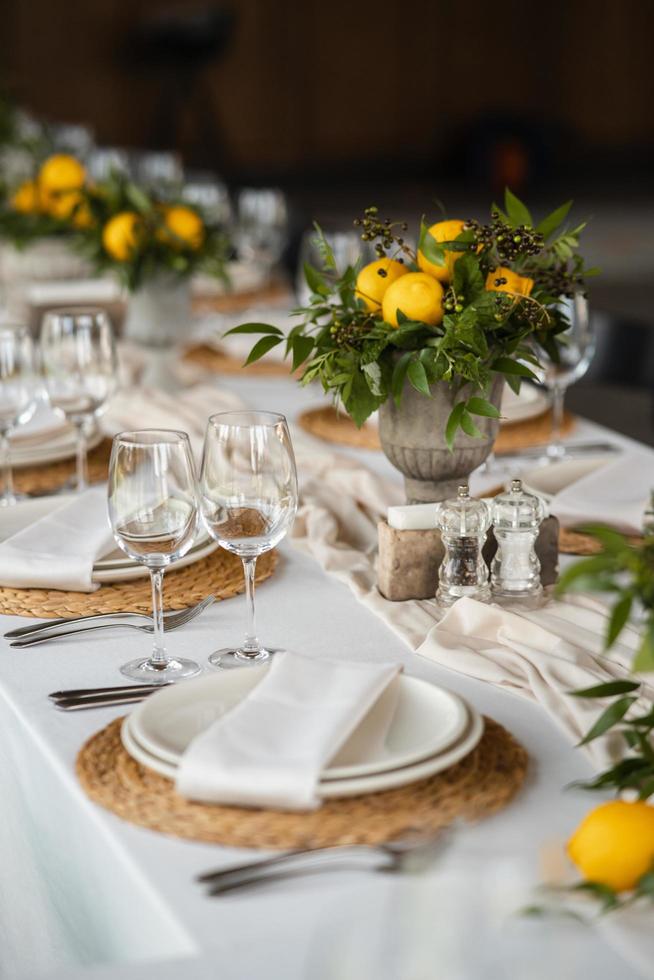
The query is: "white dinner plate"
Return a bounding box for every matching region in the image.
[121,705,483,799]
[500,383,549,425]
[128,667,469,780]
[0,495,219,583]
[521,456,613,502]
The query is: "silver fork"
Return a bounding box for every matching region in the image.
[197,831,448,895]
[8,595,215,647]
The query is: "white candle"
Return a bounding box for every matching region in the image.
[387,503,441,530]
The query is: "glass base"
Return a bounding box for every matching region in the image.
[208,647,284,670]
[0,491,29,507]
[120,656,201,684]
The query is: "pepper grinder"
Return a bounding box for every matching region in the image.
[436,484,491,607]
[491,479,545,599]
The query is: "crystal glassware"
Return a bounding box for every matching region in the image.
[0,323,39,506]
[296,228,374,304]
[537,294,595,459]
[235,188,288,271]
[491,479,545,599]
[199,411,298,669]
[108,429,202,683]
[436,485,491,607]
[40,307,118,492]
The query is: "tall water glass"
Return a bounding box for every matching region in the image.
[0,324,38,505]
[40,307,117,491]
[108,430,202,683]
[235,188,288,271]
[200,411,298,669]
[537,294,595,459]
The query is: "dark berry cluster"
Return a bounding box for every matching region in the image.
[464,214,544,263]
[329,317,369,349]
[354,206,409,259]
[534,265,586,299]
[443,287,463,315]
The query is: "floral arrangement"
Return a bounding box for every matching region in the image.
[0,150,91,246]
[231,190,596,443]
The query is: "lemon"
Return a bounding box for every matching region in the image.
[45,189,93,227]
[567,800,654,892]
[10,180,41,214]
[486,266,534,297]
[160,205,204,249]
[102,211,141,261]
[355,258,408,311]
[38,154,86,193]
[417,219,467,282]
[382,272,444,327]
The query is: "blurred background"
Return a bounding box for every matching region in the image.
[2,0,654,440]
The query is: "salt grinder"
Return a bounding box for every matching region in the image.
[491,479,544,599]
[436,484,491,607]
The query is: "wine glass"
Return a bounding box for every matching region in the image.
[234,188,288,271]
[296,228,374,304]
[108,429,202,683]
[40,307,117,491]
[0,323,39,506]
[537,294,595,459]
[199,411,298,669]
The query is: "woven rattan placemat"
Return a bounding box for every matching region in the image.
[297,406,574,454]
[13,437,112,496]
[0,548,277,619]
[76,716,527,849]
[183,344,292,377]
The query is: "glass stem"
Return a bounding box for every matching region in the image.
[241,557,260,656]
[0,430,14,504]
[548,386,566,458]
[149,567,167,666]
[74,419,88,492]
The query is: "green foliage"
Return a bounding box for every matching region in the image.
[236,195,594,440]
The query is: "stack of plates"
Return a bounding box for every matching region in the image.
[121,668,484,798]
[10,406,103,468]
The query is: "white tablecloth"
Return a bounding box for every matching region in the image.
[1,370,651,980]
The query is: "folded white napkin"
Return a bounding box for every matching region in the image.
[0,488,114,592]
[176,651,400,810]
[551,452,651,533]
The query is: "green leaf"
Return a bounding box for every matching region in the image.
[575,524,631,556]
[312,221,336,270]
[578,696,638,746]
[504,188,533,227]
[291,334,314,371]
[467,396,501,419]
[391,351,412,406]
[460,409,482,439]
[303,262,329,296]
[125,182,152,213]
[556,554,620,593]
[418,220,446,267]
[345,370,381,428]
[606,594,633,649]
[491,356,538,379]
[244,335,283,366]
[224,322,284,337]
[536,200,573,240]
[407,359,431,397]
[571,881,620,912]
[445,401,465,450]
[569,680,640,698]
[633,626,654,673]
[362,360,383,396]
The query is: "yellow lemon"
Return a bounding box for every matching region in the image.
[45,189,93,227]
[355,258,408,311]
[102,211,142,261]
[486,266,534,297]
[382,272,444,328]
[160,205,204,250]
[10,180,41,214]
[417,219,467,282]
[38,154,86,193]
[567,800,654,893]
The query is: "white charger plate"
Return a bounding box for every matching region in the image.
[500,383,549,425]
[128,667,469,780]
[120,705,483,799]
[521,456,613,502]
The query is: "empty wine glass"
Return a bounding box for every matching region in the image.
[536,295,596,459]
[0,323,39,506]
[235,188,288,271]
[40,307,118,491]
[199,411,298,669]
[296,228,375,304]
[108,429,202,683]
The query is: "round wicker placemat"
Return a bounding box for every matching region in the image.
[183,344,292,377]
[297,406,575,454]
[76,716,527,849]
[13,437,112,496]
[0,548,277,619]
[559,527,643,556]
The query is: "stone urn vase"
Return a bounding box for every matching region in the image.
[378,375,504,503]
[123,275,191,348]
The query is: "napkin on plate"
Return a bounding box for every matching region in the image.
[550,452,651,534]
[0,488,115,592]
[176,651,401,810]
